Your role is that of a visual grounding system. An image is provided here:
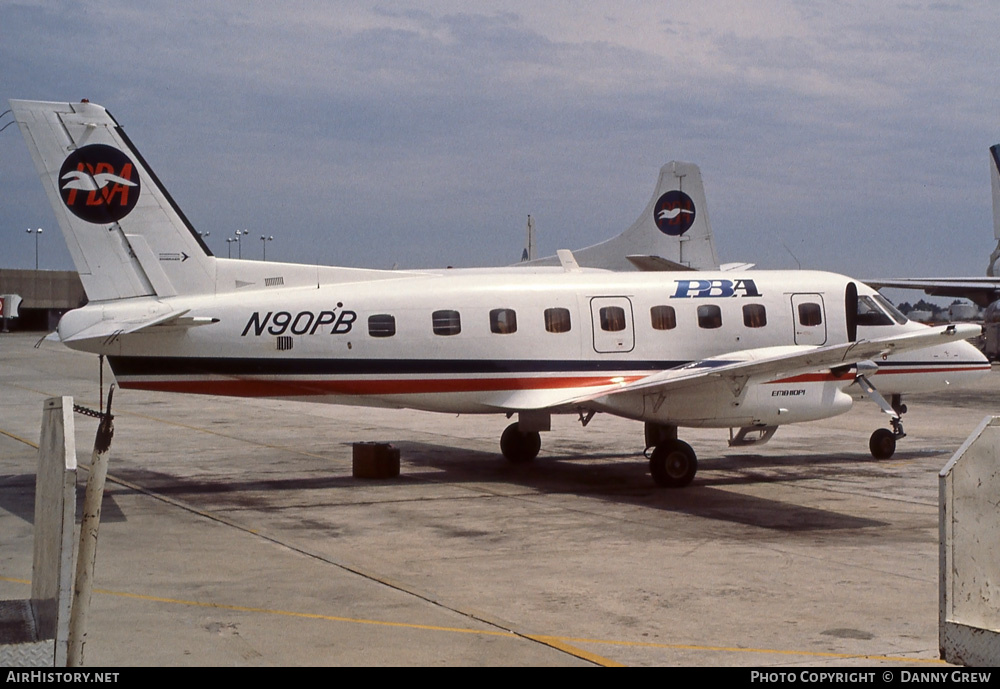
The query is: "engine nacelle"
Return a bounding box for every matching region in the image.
[741,380,854,426]
[593,378,855,428]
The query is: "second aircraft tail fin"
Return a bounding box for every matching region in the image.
[987,144,1000,276]
[523,161,721,271]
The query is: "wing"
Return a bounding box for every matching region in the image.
[865,278,1000,308]
[482,323,981,412]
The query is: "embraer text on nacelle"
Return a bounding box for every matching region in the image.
[241,309,358,337]
[670,278,761,298]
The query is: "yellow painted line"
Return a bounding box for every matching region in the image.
[0,428,38,448]
[537,634,948,664]
[0,422,256,533]
[526,635,625,667]
[7,382,330,460]
[122,409,332,460]
[94,588,521,637]
[0,576,947,665]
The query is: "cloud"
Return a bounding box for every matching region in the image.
[2,1,999,276]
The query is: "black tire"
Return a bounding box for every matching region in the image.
[649,440,698,488]
[500,423,541,463]
[869,428,896,459]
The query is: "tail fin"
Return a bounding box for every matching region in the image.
[987,145,1000,276]
[9,99,215,302]
[523,161,721,271]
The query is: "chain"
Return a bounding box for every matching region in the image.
[73,404,113,421]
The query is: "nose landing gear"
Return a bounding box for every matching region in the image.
[858,366,908,460]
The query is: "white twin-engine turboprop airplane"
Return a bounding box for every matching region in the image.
[9,99,990,488]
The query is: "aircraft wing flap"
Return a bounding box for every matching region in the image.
[481,386,623,412]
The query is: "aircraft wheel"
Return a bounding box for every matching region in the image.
[500,423,541,463]
[869,428,896,459]
[649,440,697,488]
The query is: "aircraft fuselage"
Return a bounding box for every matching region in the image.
[58,266,988,429]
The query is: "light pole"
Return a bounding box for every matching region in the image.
[260,235,273,261]
[26,227,42,270]
[234,229,249,259]
[226,237,237,258]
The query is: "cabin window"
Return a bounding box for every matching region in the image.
[742,304,767,328]
[490,308,518,334]
[798,303,823,327]
[544,307,572,333]
[599,306,626,332]
[697,305,722,329]
[368,314,396,338]
[650,305,677,330]
[432,309,462,336]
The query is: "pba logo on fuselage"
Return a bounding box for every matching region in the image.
[653,190,696,236]
[58,144,140,224]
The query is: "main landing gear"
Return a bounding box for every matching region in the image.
[499,418,698,488]
[500,422,541,463]
[645,423,697,488]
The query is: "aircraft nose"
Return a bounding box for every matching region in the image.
[960,337,990,366]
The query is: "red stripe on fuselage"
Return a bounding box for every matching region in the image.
[117,375,646,397]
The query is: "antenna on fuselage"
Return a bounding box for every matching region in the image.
[521,215,536,262]
[782,242,802,270]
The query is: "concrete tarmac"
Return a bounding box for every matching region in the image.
[1,332,997,666]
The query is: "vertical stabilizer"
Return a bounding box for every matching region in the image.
[991,145,1000,241]
[987,145,1000,276]
[522,161,721,271]
[9,100,215,301]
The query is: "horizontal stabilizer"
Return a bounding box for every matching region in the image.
[60,308,188,343]
[58,306,219,343]
[625,255,696,272]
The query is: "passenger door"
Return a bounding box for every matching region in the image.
[791,293,827,345]
[590,297,635,353]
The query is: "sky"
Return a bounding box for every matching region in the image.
[2,1,999,285]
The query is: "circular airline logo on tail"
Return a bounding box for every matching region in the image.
[58,144,140,224]
[653,190,696,236]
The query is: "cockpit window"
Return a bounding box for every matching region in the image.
[856,296,895,326]
[871,293,908,324]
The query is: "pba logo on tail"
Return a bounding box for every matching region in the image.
[653,190,695,236]
[58,144,140,224]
